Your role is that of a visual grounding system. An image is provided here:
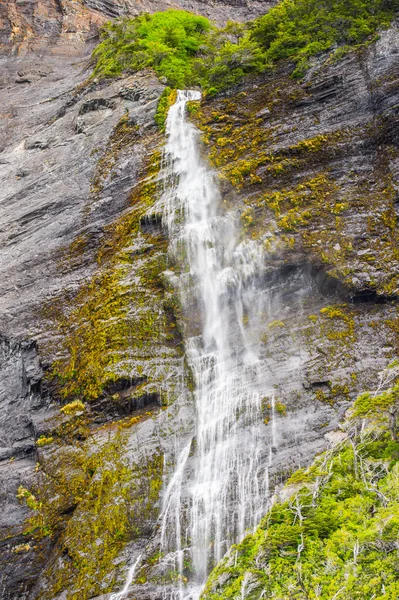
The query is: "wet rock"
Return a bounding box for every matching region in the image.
[79,98,116,114]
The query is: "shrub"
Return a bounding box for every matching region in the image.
[93,10,212,88]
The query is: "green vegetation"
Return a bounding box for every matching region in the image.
[93,10,211,86]
[36,435,54,447]
[93,11,264,94]
[252,0,399,78]
[155,87,177,130]
[92,3,398,93]
[47,133,180,402]
[60,400,86,416]
[203,363,399,600]
[17,428,164,600]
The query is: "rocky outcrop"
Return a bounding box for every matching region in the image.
[81,0,277,25]
[0,47,188,597]
[0,0,106,55]
[0,0,276,56]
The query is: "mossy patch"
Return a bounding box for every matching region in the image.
[191,75,399,295]
[44,133,182,404]
[24,430,164,600]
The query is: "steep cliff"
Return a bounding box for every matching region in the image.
[1,1,399,599]
[0,0,275,56]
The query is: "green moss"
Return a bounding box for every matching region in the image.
[319,304,355,342]
[155,87,178,131]
[260,174,338,233]
[22,428,164,600]
[268,320,285,330]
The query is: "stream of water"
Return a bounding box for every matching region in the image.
[158,91,275,599]
[111,90,276,600]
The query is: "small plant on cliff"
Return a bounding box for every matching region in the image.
[60,399,85,416]
[155,87,178,131]
[36,435,54,447]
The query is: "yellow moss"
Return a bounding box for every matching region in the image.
[60,400,85,415]
[17,486,52,538]
[24,431,164,600]
[260,174,336,233]
[45,138,180,403]
[268,320,285,330]
[12,543,31,554]
[36,436,54,447]
[331,202,348,214]
[275,401,287,416]
[193,85,399,296]
[290,134,330,153]
[319,304,355,342]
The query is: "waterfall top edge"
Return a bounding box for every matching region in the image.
[176,89,202,102]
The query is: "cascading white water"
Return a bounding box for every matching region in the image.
[110,554,142,600]
[159,91,276,599]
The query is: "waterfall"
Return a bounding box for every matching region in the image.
[159,91,275,599]
[110,554,142,600]
[110,90,278,600]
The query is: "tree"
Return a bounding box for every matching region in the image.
[351,366,399,441]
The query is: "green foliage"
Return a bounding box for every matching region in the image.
[251,0,397,77]
[92,4,397,94]
[193,28,266,94]
[93,10,211,87]
[203,369,399,600]
[93,12,265,94]
[352,378,399,440]
[155,87,177,131]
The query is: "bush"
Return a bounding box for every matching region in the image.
[92,12,265,93]
[93,10,211,88]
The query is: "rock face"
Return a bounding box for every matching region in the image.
[80,0,276,24]
[0,0,276,57]
[1,1,399,599]
[0,0,106,55]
